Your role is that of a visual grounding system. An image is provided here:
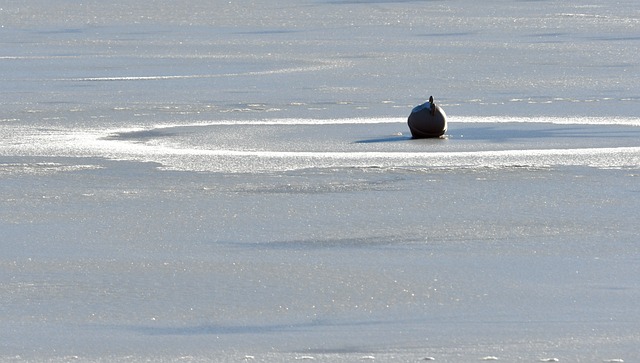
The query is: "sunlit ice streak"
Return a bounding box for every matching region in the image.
[54,64,344,82]
[124,116,640,130]
[455,116,640,127]
[73,132,640,172]
[151,117,404,128]
[5,117,640,173]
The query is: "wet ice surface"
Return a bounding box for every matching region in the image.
[2,0,639,121]
[3,155,640,362]
[5,117,640,173]
[2,0,640,362]
[4,123,640,363]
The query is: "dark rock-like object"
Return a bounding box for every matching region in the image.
[408,96,447,138]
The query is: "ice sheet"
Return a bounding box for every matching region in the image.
[1,0,639,362]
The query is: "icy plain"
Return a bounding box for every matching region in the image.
[1,0,639,362]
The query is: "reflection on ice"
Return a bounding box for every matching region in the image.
[3,117,640,173]
[60,62,342,82]
[2,0,640,360]
[83,117,640,172]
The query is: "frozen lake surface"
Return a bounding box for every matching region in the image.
[1,0,639,362]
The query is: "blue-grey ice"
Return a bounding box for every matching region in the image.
[1,0,639,362]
